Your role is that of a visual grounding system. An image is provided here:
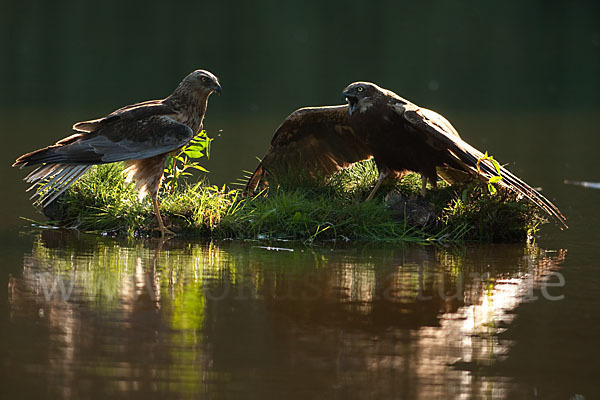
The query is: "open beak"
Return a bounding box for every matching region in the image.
[342,91,358,116]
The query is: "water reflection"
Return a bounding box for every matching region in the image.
[6,232,566,399]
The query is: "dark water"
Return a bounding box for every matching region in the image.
[0,233,573,399]
[2,1,600,399]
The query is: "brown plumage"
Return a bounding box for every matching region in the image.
[247,82,567,229]
[13,69,222,237]
[246,105,372,192]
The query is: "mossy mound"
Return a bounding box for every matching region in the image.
[41,161,543,243]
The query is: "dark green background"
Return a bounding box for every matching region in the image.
[2,0,599,111]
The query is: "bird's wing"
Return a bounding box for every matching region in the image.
[401,105,567,228]
[14,114,193,207]
[72,100,172,133]
[246,105,372,193]
[15,115,193,167]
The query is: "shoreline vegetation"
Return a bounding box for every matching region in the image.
[38,160,544,243]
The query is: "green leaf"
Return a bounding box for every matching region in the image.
[491,159,502,175]
[162,130,212,192]
[188,165,209,172]
[183,150,205,159]
[488,176,502,184]
[185,142,208,152]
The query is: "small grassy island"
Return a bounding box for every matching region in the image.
[39,160,544,243]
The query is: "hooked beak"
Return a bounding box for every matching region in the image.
[213,83,222,95]
[342,91,358,116]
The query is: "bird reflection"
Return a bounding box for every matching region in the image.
[6,234,566,399]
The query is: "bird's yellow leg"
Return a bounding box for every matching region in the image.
[152,195,174,237]
[366,170,389,201]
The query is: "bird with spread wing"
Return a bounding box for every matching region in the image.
[13,69,222,237]
[246,82,567,229]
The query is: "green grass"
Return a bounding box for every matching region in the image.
[39,161,544,243]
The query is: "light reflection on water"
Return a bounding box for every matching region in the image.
[5,232,566,399]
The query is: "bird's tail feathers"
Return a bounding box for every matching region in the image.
[455,141,567,229]
[25,164,92,208]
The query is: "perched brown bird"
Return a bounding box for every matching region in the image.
[246,81,567,229]
[13,69,222,237]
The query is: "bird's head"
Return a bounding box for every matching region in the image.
[185,70,222,95]
[342,82,382,115]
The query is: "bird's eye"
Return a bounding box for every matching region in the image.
[201,76,208,82]
[357,86,364,92]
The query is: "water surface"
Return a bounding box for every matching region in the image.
[3,233,573,399]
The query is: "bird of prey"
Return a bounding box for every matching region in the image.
[246,81,567,229]
[13,69,222,237]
